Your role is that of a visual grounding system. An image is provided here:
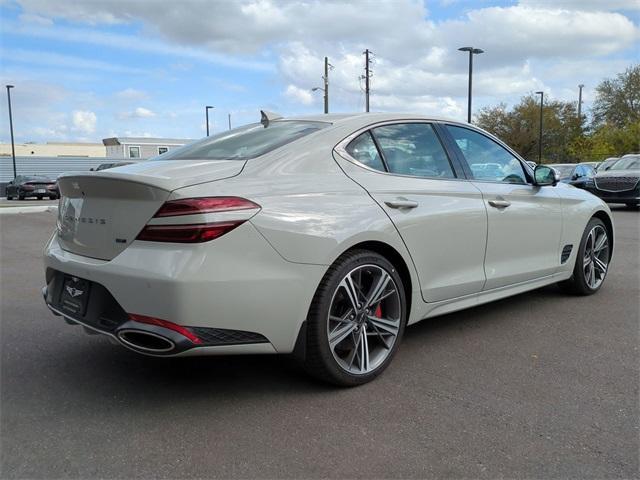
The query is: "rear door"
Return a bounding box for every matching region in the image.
[443,124,562,290]
[336,121,487,303]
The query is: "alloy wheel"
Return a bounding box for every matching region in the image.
[327,264,402,375]
[583,224,609,290]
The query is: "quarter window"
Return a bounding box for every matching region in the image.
[345,132,385,171]
[158,146,169,155]
[371,123,455,178]
[446,125,527,184]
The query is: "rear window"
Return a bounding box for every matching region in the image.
[157,121,329,161]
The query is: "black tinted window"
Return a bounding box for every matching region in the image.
[447,125,527,184]
[159,121,329,161]
[371,123,455,178]
[345,132,385,171]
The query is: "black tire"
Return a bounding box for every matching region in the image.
[6,195,12,200]
[18,194,25,201]
[558,217,611,295]
[303,249,407,386]
[37,196,42,200]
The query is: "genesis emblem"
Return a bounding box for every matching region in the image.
[65,286,84,298]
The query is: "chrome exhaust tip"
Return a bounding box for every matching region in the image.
[116,329,176,353]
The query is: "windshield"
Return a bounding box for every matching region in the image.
[608,157,640,170]
[550,165,574,178]
[157,120,329,161]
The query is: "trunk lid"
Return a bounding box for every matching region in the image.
[56,159,245,260]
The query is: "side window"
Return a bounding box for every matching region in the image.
[345,132,385,171]
[128,146,141,158]
[371,123,455,178]
[446,125,527,184]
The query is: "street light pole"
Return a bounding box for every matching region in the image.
[228,113,231,130]
[205,105,214,136]
[535,91,544,164]
[458,47,484,123]
[6,85,17,179]
[323,56,329,114]
[577,84,584,125]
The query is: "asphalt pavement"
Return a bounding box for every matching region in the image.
[1,208,638,479]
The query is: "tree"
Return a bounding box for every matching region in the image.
[592,65,640,128]
[476,95,581,163]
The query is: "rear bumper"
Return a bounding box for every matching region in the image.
[43,222,327,354]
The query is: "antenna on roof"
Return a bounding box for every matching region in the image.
[260,110,283,127]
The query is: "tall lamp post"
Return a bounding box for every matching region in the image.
[577,84,584,125]
[205,105,214,136]
[6,85,17,179]
[458,46,484,123]
[535,91,544,164]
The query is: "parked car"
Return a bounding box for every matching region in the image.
[583,154,640,207]
[549,163,596,189]
[5,175,59,200]
[596,157,619,172]
[43,112,614,386]
[91,161,135,171]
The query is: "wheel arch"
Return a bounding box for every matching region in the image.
[592,209,614,255]
[340,240,414,322]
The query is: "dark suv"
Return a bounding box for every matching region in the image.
[583,155,640,207]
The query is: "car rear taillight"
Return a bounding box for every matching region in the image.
[136,196,260,244]
[129,314,202,344]
[154,197,258,217]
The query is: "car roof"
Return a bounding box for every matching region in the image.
[281,112,462,126]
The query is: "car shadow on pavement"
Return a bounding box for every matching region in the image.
[46,284,568,404]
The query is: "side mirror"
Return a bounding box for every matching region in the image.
[534,165,558,186]
[571,173,580,180]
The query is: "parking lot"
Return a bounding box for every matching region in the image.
[0,208,638,479]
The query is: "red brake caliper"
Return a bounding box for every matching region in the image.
[374,304,382,318]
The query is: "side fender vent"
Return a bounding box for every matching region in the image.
[561,244,573,264]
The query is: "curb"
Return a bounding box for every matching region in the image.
[0,206,58,215]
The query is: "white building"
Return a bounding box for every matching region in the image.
[102,137,194,159]
[0,142,106,157]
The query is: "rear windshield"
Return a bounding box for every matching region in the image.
[24,176,53,182]
[550,165,574,178]
[157,120,329,161]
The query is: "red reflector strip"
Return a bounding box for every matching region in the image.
[136,221,243,243]
[154,197,259,217]
[128,314,202,344]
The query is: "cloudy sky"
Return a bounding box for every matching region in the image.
[0,0,638,143]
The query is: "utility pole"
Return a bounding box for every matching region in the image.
[364,49,370,112]
[535,91,544,164]
[205,105,214,136]
[458,47,484,123]
[577,84,584,125]
[228,113,231,130]
[323,56,329,114]
[6,85,16,179]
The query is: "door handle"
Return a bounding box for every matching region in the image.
[385,199,418,209]
[488,199,511,209]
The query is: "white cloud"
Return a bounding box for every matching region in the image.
[118,107,157,119]
[72,110,96,134]
[519,0,640,11]
[284,84,315,106]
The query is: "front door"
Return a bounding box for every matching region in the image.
[444,124,562,290]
